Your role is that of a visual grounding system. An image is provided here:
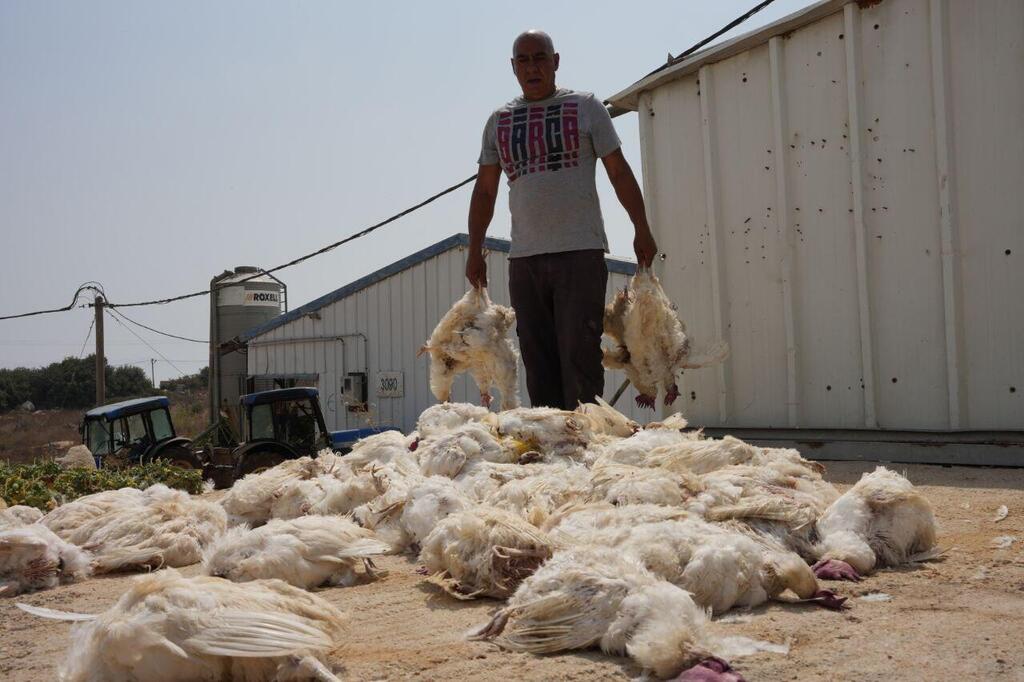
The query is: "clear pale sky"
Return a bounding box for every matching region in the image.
[1,0,809,385]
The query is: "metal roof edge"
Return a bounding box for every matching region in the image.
[241,233,637,341]
[607,0,849,111]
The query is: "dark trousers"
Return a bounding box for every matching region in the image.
[508,249,608,410]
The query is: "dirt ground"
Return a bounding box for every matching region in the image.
[0,409,81,464]
[3,461,1023,681]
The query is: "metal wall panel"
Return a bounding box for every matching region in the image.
[948,0,1024,429]
[639,80,721,425]
[247,245,643,434]
[630,0,1022,431]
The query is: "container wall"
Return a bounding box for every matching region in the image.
[637,0,1023,431]
[246,247,643,434]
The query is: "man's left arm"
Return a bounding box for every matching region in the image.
[601,148,658,268]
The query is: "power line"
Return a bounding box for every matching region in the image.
[78,318,95,358]
[0,175,475,318]
[0,282,104,321]
[104,308,187,378]
[110,308,207,344]
[105,174,479,309]
[607,0,780,117]
[649,0,779,78]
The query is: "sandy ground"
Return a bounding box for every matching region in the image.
[3,461,1023,681]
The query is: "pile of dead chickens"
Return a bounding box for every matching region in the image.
[5,400,939,681]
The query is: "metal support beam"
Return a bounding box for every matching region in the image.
[698,65,731,424]
[769,36,800,428]
[929,0,964,429]
[843,3,878,428]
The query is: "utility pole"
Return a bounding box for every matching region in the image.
[150,358,157,387]
[94,295,105,406]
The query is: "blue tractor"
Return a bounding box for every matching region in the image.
[202,387,397,485]
[81,396,202,470]
[83,388,396,487]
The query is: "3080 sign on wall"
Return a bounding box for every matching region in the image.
[377,371,404,398]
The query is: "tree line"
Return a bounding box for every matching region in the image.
[0,355,153,411]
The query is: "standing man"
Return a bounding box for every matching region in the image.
[467,29,657,410]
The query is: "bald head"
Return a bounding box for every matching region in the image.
[510,29,559,100]
[512,30,554,56]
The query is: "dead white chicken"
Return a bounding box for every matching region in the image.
[349,467,475,553]
[344,451,424,548]
[813,466,938,581]
[44,484,226,573]
[1,508,92,596]
[421,287,520,410]
[643,436,827,477]
[471,547,779,680]
[587,459,702,507]
[419,506,553,599]
[449,460,583,502]
[19,568,345,681]
[493,407,596,460]
[540,503,841,612]
[343,430,419,471]
[220,457,321,526]
[695,464,838,524]
[602,269,729,409]
[399,476,475,548]
[541,502,694,540]
[583,418,701,467]
[415,422,526,479]
[483,463,593,527]
[269,473,379,521]
[202,515,390,589]
[557,515,843,614]
[575,397,639,438]
[221,450,380,525]
[1,505,44,526]
[41,487,145,538]
[415,402,493,439]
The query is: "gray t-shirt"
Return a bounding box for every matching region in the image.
[478,89,621,258]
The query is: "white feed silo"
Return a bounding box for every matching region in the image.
[209,266,286,430]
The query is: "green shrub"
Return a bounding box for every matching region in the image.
[0,460,203,511]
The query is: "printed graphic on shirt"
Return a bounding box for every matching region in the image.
[496,101,579,181]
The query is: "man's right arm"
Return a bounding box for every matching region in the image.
[466,163,502,288]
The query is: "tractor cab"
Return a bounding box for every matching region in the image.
[229,387,330,477]
[224,387,399,479]
[242,388,330,455]
[81,397,200,469]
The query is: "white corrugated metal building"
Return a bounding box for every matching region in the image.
[239,234,645,434]
[608,0,1022,463]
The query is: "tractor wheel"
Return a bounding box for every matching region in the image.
[236,450,287,478]
[157,445,203,470]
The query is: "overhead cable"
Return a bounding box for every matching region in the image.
[105,174,479,309]
[110,308,207,344]
[0,282,104,321]
[105,308,188,378]
[608,0,779,117]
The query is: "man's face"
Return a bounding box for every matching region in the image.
[511,36,559,101]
